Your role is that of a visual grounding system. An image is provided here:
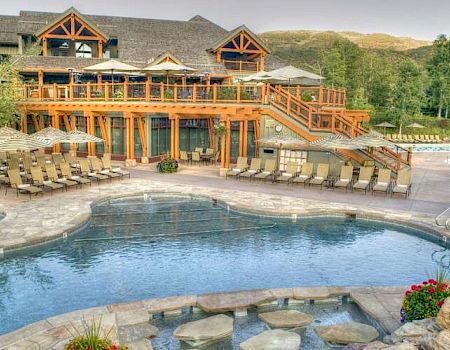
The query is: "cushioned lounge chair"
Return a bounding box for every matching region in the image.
[292,162,313,186]
[90,157,121,181]
[392,169,412,198]
[52,153,64,167]
[102,157,130,179]
[372,168,392,196]
[308,163,329,189]
[78,158,109,184]
[334,165,354,191]
[60,162,91,187]
[239,158,261,180]
[254,159,276,182]
[277,161,298,183]
[30,166,65,195]
[226,157,248,179]
[45,164,78,190]
[7,169,42,199]
[352,166,374,194]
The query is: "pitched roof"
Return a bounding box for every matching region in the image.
[35,7,109,41]
[209,25,270,53]
[0,15,18,43]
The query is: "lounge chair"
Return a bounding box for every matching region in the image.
[292,162,313,186]
[435,135,442,143]
[52,153,65,167]
[239,158,261,180]
[45,164,78,190]
[90,157,121,181]
[372,168,392,196]
[392,169,412,198]
[419,135,426,143]
[179,150,190,164]
[333,165,354,191]
[226,157,248,178]
[254,158,276,182]
[30,165,65,195]
[413,135,421,143]
[78,158,109,183]
[352,166,374,194]
[276,161,298,183]
[60,162,91,187]
[102,156,130,179]
[308,163,329,189]
[7,169,43,199]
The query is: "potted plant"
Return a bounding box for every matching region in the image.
[401,272,450,322]
[157,153,178,173]
[64,317,128,350]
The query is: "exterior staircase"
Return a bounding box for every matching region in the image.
[264,85,412,174]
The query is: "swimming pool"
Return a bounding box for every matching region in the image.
[0,195,445,335]
[409,143,450,152]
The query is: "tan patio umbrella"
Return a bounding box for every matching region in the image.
[267,65,324,86]
[141,61,196,84]
[0,126,21,141]
[406,122,425,129]
[258,135,310,149]
[83,60,140,84]
[310,134,357,149]
[241,71,289,84]
[375,121,396,134]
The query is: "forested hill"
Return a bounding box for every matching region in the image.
[260,30,433,73]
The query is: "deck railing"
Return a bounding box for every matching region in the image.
[21,82,265,104]
[284,86,346,107]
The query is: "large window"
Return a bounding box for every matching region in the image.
[179,119,210,151]
[151,117,171,157]
[111,117,126,156]
[75,42,92,58]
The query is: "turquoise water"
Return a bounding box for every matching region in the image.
[0,195,444,335]
[411,144,450,152]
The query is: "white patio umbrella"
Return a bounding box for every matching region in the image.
[83,60,141,83]
[241,71,289,83]
[267,65,324,86]
[258,135,309,149]
[141,62,196,84]
[0,134,51,151]
[33,127,70,145]
[310,134,357,149]
[0,126,21,141]
[60,130,103,144]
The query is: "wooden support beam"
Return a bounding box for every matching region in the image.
[137,117,148,157]
[239,120,244,156]
[254,119,260,157]
[50,110,60,153]
[125,111,135,161]
[20,114,28,134]
[225,117,231,168]
[242,118,248,157]
[84,110,96,156]
[97,115,110,154]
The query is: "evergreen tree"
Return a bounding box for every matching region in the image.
[0,58,22,127]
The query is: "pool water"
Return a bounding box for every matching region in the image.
[151,301,385,350]
[0,195,444,335]
[410,143,450,152]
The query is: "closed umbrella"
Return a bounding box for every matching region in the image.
[141,62,196,84]
[83,60,140,84]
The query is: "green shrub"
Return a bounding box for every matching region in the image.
[157,157,178,173]
[401,278,450,322]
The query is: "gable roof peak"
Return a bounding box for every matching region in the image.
[188,15,211,23]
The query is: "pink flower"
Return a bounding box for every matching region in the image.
[438,300,445,307]
[429,287,436,294]
[411,285,419,291]
[428,279,437,285]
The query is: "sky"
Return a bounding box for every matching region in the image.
[0,0,448,41]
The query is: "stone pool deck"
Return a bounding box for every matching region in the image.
[0,176,448,253]
[0,285,405,350]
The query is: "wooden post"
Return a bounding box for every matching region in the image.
[86,82,91,100]
[170,117,175,158]
[160,82,164,101]
[20,114,28,134]
[104,82,109,101]
[242,118,248,157]
[125,112,135,165]
[145,79,150,101]
[174,115,180,160]
[237,84,241,103]
[37,69,44,100]
[97,73,102,84]
[225,118,231,168]
[260,54,265,71]
[51,111,61,153]
[319,87,324,105]
[174,83,178,102]
[193,84,197,102]
[123,81,128,101]
[97,41,103,58]
[213,84,217,103]
[53,83,57,101]
[85,111,96,156]
[220,133,226,168]
[42,38,47,56]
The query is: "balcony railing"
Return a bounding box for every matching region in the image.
[21,82,266,104]
[284,86,346,107]
[222,60,259,72]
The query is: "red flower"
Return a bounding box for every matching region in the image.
[423,281,428,285]
[428,279,437,285]
[438,300,445,307]
[429,287,436,294]
[411,285,419,291]
[439,284,447,292]
[405,291,411,296]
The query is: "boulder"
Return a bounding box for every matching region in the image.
[258,310,313,329]
[422,329,450,350]
[437,297,450,330]
[123,339,153,350]
[390,322,429,344]
[315,322,379,345]
[173,314,233,347]
[239,329,301,350]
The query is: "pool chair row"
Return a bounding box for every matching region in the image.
[226,157,412,198]
[0,154,130,199]
[386,134,442,143]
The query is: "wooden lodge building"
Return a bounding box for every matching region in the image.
[0,7,410,172]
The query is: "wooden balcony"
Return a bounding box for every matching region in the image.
[284,86,346,107]
[222,60,259,72]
